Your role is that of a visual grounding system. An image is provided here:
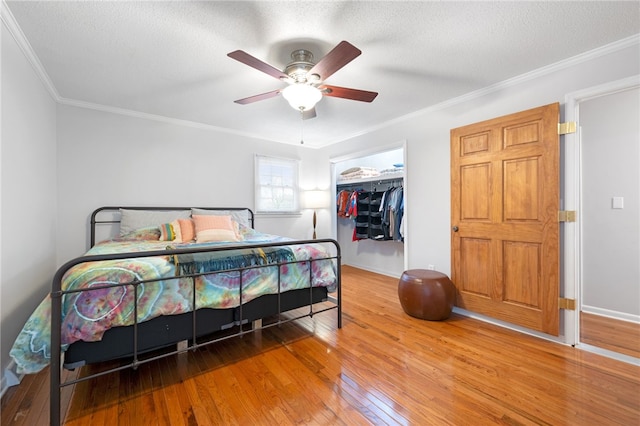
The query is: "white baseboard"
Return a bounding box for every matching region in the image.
[343,262,401,278]
[453,307,640,366]
[577,342,640,366]
[581,305,640,324]
[1,360,23,399]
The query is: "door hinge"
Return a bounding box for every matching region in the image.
[558,210,577,222]
[559,298,576,310]
[558,122,577,135]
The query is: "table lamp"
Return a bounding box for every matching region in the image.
[302,189,331,239]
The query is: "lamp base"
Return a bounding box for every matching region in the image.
[312,210,317,239]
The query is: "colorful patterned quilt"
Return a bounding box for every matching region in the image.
[10,228,337,374]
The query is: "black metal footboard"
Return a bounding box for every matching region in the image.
[49,239,341,425]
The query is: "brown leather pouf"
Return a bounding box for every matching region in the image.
[398,269,456,320]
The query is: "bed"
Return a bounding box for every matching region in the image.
[8,206,341,425]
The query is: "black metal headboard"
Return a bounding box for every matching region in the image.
[90,206,255,247]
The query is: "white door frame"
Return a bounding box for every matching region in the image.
[563,75,640,362]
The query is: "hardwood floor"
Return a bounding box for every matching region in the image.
[2,265,639,425]
[580,311,640,359]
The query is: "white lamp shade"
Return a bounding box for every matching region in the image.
[282,84,323,111]
[302,190,331,209]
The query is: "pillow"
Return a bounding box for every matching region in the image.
[192,214,241,243]
[178,218,196,242]
[159,220,182,242]
[191,208,251,229]
[119,209,191,236]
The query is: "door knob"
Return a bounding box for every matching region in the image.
[452,226,459,232]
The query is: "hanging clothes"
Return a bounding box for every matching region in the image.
[346,190,359,218]
[379,186,404,241]
[336,181,404,242]
[336,189,351,218]
[390,186,404,241]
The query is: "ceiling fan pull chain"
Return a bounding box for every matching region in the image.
[300,109,305,145]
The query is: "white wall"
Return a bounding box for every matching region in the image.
[321,38,640,287]
[1,22,57,386]
[581,87,640,317]
[56,105,325,262]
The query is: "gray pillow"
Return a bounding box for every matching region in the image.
[119,209,191,236]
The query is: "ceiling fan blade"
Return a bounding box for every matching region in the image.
[320,85,378,102]
[308,41,361,81]
[302,108,317,120]
[227,50,289,80]
[234,89,281,105]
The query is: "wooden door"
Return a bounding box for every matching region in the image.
[450,103,560,335]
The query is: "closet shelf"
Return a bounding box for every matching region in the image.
[336,171,404,186]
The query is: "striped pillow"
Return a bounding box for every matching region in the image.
[192,215,240,243]
[159,220,182,242]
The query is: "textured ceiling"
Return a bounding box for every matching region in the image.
[4,1,639,148]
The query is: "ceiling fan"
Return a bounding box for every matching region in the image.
[227,41,378,119]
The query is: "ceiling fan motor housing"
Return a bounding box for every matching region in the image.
[284,49,318,83]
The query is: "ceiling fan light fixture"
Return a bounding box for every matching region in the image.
[282,84,322,111]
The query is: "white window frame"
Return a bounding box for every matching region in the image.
[254,154,300,214]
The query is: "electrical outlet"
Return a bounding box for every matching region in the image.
[427,264,435,270]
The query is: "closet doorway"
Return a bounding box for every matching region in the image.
[331,143,407,278]
[566,77,640,361]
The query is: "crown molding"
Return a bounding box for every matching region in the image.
[1,1,60,101]
[58,97,287,145]
[327,34,640,146]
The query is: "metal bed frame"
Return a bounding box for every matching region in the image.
[49,207,342,425]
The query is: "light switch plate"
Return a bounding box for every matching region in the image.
[612,197,624,209]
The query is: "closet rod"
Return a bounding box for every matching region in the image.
[337,177,403,192]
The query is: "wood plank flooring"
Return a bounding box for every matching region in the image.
[2,265,639,425]
[580,311,640,359]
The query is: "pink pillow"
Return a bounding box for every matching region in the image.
[178,218,195,242]
[192,215,240,243]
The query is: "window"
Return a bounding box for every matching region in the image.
[254,155,300,214]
